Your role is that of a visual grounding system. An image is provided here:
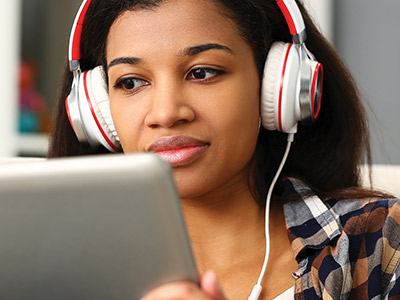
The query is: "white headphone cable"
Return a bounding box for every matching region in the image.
[248,133,294,300]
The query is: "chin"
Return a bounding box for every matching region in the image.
[172,168,210,200]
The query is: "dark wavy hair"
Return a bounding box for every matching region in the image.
[48,0,388,204]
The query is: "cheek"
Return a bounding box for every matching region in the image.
[109,99,144,152]
[212,77,260,141]
[203,79,260,168]
[219,81,260,164]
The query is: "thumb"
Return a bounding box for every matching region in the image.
[200,270,227,300]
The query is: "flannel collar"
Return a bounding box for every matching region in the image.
[281,179,342,260]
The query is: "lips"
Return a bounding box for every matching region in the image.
[148,136,209,167]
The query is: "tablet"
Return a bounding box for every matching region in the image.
[0,153,198,300]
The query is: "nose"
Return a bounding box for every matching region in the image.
[144,79,195,128]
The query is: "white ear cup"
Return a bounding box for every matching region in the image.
[261,42,285,131]
[84,66,120,149]
[66,66,121,152]
[261,42,301,133]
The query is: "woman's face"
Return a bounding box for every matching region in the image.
[106,0,260,199]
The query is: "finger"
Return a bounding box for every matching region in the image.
[200,270,226,300]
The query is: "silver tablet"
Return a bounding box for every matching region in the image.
[0,153,198,300]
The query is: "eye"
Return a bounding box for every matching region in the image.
[114,77,149,93]
[187,67,224,81]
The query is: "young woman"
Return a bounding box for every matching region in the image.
[49,0,400,299]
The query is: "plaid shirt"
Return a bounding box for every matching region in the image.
[282,179,400,299]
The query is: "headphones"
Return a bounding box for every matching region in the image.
[66,0,323,152]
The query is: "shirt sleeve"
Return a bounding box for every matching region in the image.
[382,199,400,299]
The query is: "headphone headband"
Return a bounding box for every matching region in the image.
[68,0,306,69]
[68,0,92,71]
[276,0,305,39]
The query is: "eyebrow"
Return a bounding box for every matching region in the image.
[107,43,233,69]
[182,43,234,56]
[108,57,142,69]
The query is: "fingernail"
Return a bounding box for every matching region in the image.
[204,269,222,293]
[204,269,217,282]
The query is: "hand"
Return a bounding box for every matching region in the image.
[141,270,227,300]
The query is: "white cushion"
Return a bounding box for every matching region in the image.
[361,164,400,197]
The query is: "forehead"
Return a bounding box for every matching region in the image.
[106,0,247,59]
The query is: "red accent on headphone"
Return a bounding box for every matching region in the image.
[71,0,92,61]
[65,96,75,131]
[311,63,323,119]
[83,71,119,152]
[276,0,298,35]
[278,43,293,132]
